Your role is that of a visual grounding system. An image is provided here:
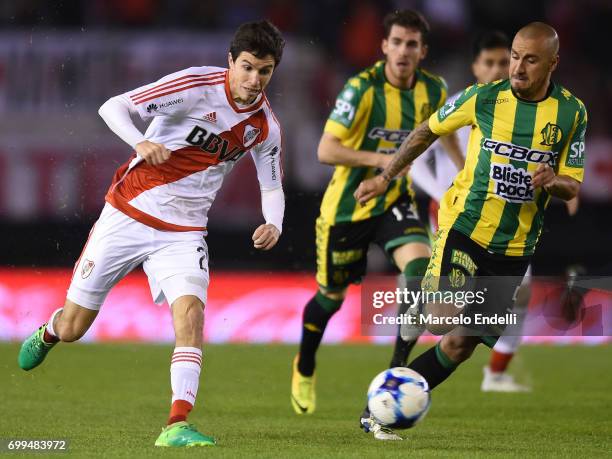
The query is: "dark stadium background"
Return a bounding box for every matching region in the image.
[0,3,610,456]
[0,0,610,276]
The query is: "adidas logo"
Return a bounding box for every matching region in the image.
[203,111,217,123]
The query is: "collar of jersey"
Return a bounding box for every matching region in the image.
[511,81,556,104]
[224,70,266,113]
[378,60,419,91]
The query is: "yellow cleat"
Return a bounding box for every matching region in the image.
[291,355,316,414]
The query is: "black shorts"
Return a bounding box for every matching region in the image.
[316,195,429,291]
[422,228,530,346]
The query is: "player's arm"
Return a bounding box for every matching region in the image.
[320,78,394,168]
[355,84,478,204]
[317,132,392,169]
[533,103,588,201]
[531,167,580,200]
[98,95,171,166]
[354,122,438,203]
[251,134,284,251]
[252,187,284,250]
[99,68,204,165]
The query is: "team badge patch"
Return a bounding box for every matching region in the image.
[243,124,261,148]
[449,267,466,288]
[540,122,563,146]
[81,259,95,279]
[451,249,477,276]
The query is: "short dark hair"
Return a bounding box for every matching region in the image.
[229,20,285,67]
[383,9,430,44]
[472,31,510,61]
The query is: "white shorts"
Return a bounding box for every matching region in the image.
[67,203,209,310]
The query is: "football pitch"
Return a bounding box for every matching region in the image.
[2,343,610,458]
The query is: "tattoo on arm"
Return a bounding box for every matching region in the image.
[382,122,439,182]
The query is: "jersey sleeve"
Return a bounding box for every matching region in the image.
[428,84,478,136]
[123,67,222,121]
[251,119,283,190]
[323,78,371,141]
[557,102,587,182]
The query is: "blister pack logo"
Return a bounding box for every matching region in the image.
[490,163,534,202]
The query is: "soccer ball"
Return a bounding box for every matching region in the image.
[367,367,431,429]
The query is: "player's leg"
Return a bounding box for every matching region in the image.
[358,242,430,440]
[408,230,530,392]
[292,216,372,414]
[168,295,205,426]
[482,267,531,392]
[404,228,483,389]
[296,287,346,380]
[18,204,147,371]
[407,334,481,389]
[373,195,431,367]
[388,242,431,367]
[291,286,346,415]
[360,197,430,439]
[154,294,214,447]
[17,299,98,370]
[144,234,215,447]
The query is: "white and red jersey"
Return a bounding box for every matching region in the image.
[105,66,283,232]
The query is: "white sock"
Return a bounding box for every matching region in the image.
[171,347,202,405]
[46,307,63,338]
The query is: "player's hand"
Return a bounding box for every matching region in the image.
[531,163,555,188]
[354,175,389,205]
[252,224,280,251]
[135,140,172,166]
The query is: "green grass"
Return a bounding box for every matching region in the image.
[1,343,611,458]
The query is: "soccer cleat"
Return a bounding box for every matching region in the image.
[291,355,315,414]
[154,421,216,447]
[18,324,57,371]
[360,414,403,441]
[481,366,531,393]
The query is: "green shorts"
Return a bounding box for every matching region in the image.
[423,228,531,346]
[316,195,429,291]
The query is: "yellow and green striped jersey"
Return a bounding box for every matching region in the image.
[320,61,447,223]
[429,79,587,256]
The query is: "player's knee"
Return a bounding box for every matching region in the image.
[440,335,479,363]
[318,287,347,303]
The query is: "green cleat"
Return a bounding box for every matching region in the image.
[154,421,216,447]
[18,324,57,371]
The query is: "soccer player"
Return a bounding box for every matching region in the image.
[355,21,586,428]
[290,9,463,438]
[411,31,531,392]
[17,21,285,448]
